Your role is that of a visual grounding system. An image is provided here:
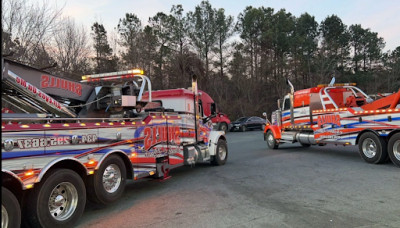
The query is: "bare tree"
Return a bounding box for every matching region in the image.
[50,17,91,80]
[2,0,63,66]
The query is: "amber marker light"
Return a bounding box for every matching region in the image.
[25,170,35,177]
[25,184,34,189]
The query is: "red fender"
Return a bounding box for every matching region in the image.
[264,125,282,139]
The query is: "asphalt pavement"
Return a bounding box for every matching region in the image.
[78,130,400,228]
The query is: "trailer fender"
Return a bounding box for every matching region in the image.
[208,131,226,156]
[2,170,24,191]
[263,125,282,140]
[355,129,382,145]
[37,157,88,183]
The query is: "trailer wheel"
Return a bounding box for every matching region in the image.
[388,133,400,167]
[358,132,388,164]
[26,169,86,228]
[2,187,21,228]
[87,155,126,205]
[266,130,278,149]
[211,139,228,166]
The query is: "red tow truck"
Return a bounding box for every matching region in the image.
[263,79,400,167]
[142,88,231,132]
[1,58,228,228]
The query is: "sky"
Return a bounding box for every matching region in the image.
[57,0,400,51]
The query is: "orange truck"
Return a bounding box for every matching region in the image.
[263,79,400,167]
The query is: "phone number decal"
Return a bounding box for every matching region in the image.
[16,134,97,149]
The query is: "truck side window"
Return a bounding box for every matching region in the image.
[210,103,216,115]
[283,98,290,110]
[198,100,204,117]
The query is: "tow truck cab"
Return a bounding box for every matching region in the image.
[142,89,231,132]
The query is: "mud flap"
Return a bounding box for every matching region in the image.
[155,157,171,181]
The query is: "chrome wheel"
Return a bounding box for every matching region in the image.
[2,205,8,228]
[220,123,227,132]
[102,164,122,194]
[268,134,275,146]
[48,182,78,221]
[393,140,400,161]
[362,138,377,158]
[218,144,227,161]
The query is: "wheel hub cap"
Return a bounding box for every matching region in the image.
[393,140,400,161]
[218,145,227,160]
[362,138,377,158]
[2,205,8,228]
[268,134,274,146]
[103,164,121,193]
[48,182,78,221]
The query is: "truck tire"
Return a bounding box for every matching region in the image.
[219,123,228,133]
[87,155,127,205]
[25,169,86,228]
[241,126,246,132]
[358,132,388,164]
[388,133,400,167]
[266,130,279,149]
[2,187,21,228]
[211,139,228,166]
[300,143,311,147]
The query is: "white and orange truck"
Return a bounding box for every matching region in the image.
[263,79,400,167]
[1,58,228,228]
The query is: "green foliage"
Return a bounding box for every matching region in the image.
[91,22,117,73]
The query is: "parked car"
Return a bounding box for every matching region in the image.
[229,116,266,132]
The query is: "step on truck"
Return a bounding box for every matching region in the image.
[263,78,400,167]
[1,59,228,228]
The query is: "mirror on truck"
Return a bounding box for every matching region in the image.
[262,112,267,117]
[277,99,282,110]
[210,103,217,115]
